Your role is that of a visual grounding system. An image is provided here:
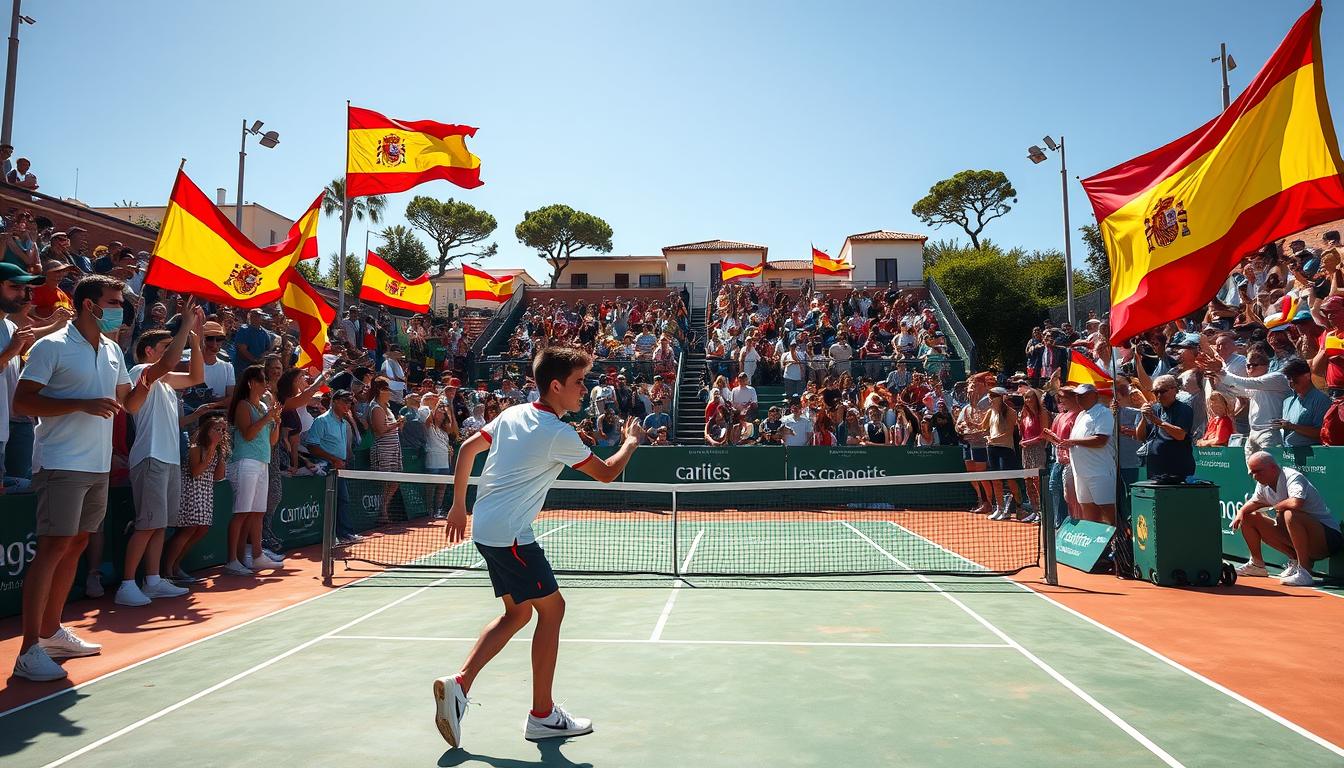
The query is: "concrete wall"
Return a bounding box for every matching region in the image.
[837,240,925,285]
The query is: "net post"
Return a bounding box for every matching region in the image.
[1040,466,1058,585]
[321,470,337,587]
[671,488,679,578]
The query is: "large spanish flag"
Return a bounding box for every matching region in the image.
[1064,349,1113,395]
[812,246,850,276]
[463,264,515,303]
[720,258,763,282]
[1083,1,1344,345]
[281,270,335,370]
[146,170,321,308]
[359,251,433,313]
[347,105,483,197]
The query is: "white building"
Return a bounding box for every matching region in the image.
[835,230,927,286]
[661,239,769,308]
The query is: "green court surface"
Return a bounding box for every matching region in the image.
[3,527,1343,768]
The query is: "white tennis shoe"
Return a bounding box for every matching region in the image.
[525,704,593,741]
[1280,565,1315,587]
[38,626,101,659]
[434,675,470,748]
[1235,561,1268,577]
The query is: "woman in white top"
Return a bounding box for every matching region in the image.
[739,335,761,385]
[425,395,460,518]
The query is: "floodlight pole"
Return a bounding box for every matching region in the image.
[1058,136,1075,327]
[236,119,249,230]
[0,0,21,147]
[1219,42,1231,111]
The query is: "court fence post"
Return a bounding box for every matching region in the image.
[671,488,679,578]
[321,471,337,587]
[1040,467,1058,585]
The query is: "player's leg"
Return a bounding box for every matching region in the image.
[528,590,565,714]
[457,594,534,694]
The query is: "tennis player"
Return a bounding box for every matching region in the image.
[434,347,642,747]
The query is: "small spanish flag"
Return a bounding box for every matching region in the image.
[1084,2,1344,344]
[1264,292,1303,329]
[812,246,850,276]
[281,269,335,370]
[347,105,483,197]
[359,251,433,313]
[146,170,321,308]
[720,258,763,282]
[1065,349,1113,395]
[463,264,515,303]
[1324,332,1344,358]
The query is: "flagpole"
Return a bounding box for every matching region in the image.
[364,229,370,300]
[337,99,350,322]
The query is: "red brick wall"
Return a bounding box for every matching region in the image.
[0,185,156,251]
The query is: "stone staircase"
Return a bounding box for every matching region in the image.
[675,312,709,444]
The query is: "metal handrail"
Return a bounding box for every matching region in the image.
[925,277,976,371]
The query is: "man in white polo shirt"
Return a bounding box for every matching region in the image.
[116,303,204,607]
[434,347,642,749]
[1233,451,1343,586]
[12,275,153,682]
[1060,383,1117,526]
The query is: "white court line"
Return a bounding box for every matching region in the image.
[649,528,703,641]
[325,635,1012,650]
[841,521,1184,768]
[36,524,573,768]
[885,520,1344,759]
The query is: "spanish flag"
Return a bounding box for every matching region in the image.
[146,170,321,308]
[280,270,335,370]
[1324,332,1344,358]
[812,246,850,276]
[1264,292,1302,329]
[463,264,515,303]
[359,251,433,313]
[1083,1,1344,345]
[347,105,483,197]
[1064,349,1113,395]
[720,258,763,282]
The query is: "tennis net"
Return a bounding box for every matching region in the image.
[322,468,1051,580]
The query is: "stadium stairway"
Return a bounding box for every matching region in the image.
[675,312,709,444]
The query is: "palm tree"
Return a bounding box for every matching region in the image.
[322,177,388,229]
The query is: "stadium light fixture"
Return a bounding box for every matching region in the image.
[236,118,280,228]
[1028,135,1076,325]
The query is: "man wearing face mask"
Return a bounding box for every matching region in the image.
[11,275,153,682]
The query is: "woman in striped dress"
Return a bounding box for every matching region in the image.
[369,377,404,524]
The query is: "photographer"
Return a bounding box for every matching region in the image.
[758,406,785,445]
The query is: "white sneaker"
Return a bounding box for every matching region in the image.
[1280,566,1315,587]
[1019,511,1040,525]
[223,560,254,576]
[242,552,253,568]
[250,556,284,571]
[85,572,105,598]
[433,675,470,747]
[114,582,151,607]
[988,506,1008,521]
[173,568,204,585]
[525,704,593,741]
[262,548,285,563]
[13,645,67,681]
[142,579,189,599]
[1279,560,1299,578]
[38,626,102,659]
[1235,561,1268,577]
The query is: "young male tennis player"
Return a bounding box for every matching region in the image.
[434,347,642,747]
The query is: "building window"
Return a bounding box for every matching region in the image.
[768,279,781,288]
[570,273,588,288]
[614,273,630,288]
[269,229,277,245]
[676,263,686,272]
[639,274,664,288]
[876,258,898,285]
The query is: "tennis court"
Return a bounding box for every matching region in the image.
[3,473,1342,767]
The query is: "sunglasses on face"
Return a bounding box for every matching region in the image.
[206,336,226,342]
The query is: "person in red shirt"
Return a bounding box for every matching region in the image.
[1311,295,1344,395]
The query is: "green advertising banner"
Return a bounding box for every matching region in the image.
[1055,518,1116,573]
[270,475,328,549]
[623,445,786,484]
[784,446,975,507]
[0,493,38,618]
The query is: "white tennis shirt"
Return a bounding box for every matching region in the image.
[471,402,594,547]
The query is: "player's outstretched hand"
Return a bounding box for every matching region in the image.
[445,504,468,543]
[621,417,644,445]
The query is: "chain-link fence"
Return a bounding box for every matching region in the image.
[1048,287,1110,326]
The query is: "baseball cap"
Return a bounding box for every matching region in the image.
[201,321,225,337]
[331,388,355,401]
[1169,332,1201,349]
[1064,383,1097,395]
[446,377,462,388]
[1321,295,1344,312]
[0,262,44,285]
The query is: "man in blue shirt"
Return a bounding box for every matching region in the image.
[231,309,272,380]
[1278,358,1330,447]
[304,390,359,543]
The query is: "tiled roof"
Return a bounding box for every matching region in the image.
[565,253,666,260]
[763,260,813,270]
[845,230,927,242]
[662,239,768,253]
[434,267,534,280]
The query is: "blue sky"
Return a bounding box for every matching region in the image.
[14,0,1338,276]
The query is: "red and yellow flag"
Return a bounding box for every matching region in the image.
[346,106,483,197]
[720,258,763,282]
[1065,349,1113,395]
[146,170,321,308]
[1264,292,1302,329]
[812,246,850,276]
[359,251,433,313]
[1083,1,1344,345]
[1324,332,1344,358]
[463,264,515,303]
[280,270,335,370]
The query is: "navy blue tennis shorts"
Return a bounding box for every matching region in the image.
[474,540,560,604]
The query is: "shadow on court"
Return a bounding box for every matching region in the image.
[439,741,594,768]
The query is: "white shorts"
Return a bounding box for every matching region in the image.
[1073,472,1117,506]
[228,458,270,514]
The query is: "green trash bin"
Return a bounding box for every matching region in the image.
[1130,481,1237,587]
